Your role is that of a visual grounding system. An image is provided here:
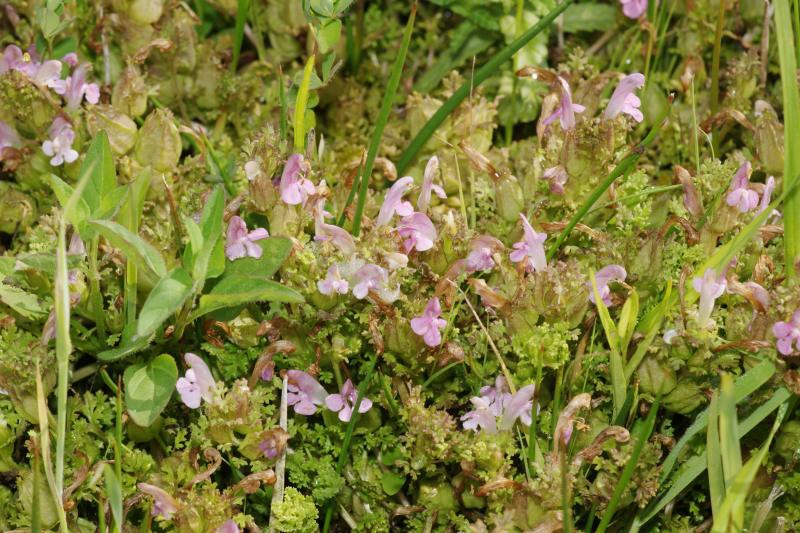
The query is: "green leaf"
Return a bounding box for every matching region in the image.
[135,268,193,340]
[79,131,117,215]
[103,464,123,531]
[562,3,618,33]
[590,270,625,419]
[96,332,153,362]
[192,186,224,284]
[380,471,406,496]
[191,277,303,320]
[224,237,294,279]
[316,18,342,54]
[617,288,639,356]
[0,282,46,318]
[49,175,90,231]
[719,374,742,490]
[88,220,167,281]
[123,354,178,428]
[706,393,724,519]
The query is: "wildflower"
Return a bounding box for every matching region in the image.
[52,64,100,109]
[224,216,269,260]
[543,165,569,194]
[0,45,62,87]
[410,297,447,347]
[396,212,437,253]
[542,76,585,130]
[773,310,800,356]
[244,160,261,181]
[216,520,240,533]
[279,153,315,205]
[42,117,79,166]
[176,353,216,409]
[317,264,349,295]
[138,483,178,520]
[259,427,289,459]
[61,52,78,67]
[383,251,408,270]
[417,155,446,212]
[313,199,356,256]
[605,73,645,122]
[663,329,679,345]
[758,176,780,220]
[675,165,703,219]
[620,0,647,19]
[325,379,373,422]
[509,214,547,273]
[376,176,414,226]
[587,265,627,306]
[692,268,727,327]
[461,376,535,434]
[725,162,759,213]
[0,120,20,150]
[286,370,328,415]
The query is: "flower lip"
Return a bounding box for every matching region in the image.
[279,153,315,205]
[587,264,627,306]
[605,73,645,122]
[396,212,437,253]
[410,297,447,347]
[509,214,547,273]
[725,162,759,213]
[376,176,415,226]
[225,215,269,260]
[325,379,373,422]
[773,310,800,356]
[542,76,585,130]
[286,370,328,415]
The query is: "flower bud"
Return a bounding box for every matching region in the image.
[662,381,704,414]
[87,105,138,155]
[754,100,784,175]
[675,165,704,219]
[636,356,677,396]
[134,109,181,172]
[112,66,148,118]
[129,0,164,25]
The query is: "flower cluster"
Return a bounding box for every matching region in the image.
[460,376,535,434]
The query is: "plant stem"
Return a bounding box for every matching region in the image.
[396,0,574,174]
[89,236,106,341]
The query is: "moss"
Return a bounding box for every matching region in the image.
[271,487,319,533]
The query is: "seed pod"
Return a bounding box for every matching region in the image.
[129,0,164,24]
[636,356,677,396]
[86,105,138,155]
[662,381,705,414]
[754,100,784,175]
[112,66,148,118]
[134,109,181,172]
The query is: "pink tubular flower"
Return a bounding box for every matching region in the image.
[225,215,269,260]
[543,165,569,195]
[396,212,437,253]
[325,379,373,422]
[52,64,100,109]
[61,52,78,67]
[417,155,446,213]
[313,199,356,256]
[176,353,216,409]
[286,370,328,415]
[0,120,20,150]
[317,264,350,295]
[692,268,727,327]
[542,76,585,130]
[773,310,800,356]
[587,265,627,306]
[620,0,647,19]
[216,520,240,533]
[410,297,447,347]
[509,214,547,273]
[1,45,63,87]
[138,483,178,520]
[461,376,535,434]
[376,176,414,226]
[726,162,759,213]
[605,73,645,122]
[279,153,315,205]
[42,117,78,166]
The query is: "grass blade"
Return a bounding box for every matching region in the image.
[231,0,249,72]
[104,464,123,533]
[294,54,316,152]
[590,271,625,419]
[395,0,574,174]
[706,393,724,519]
[718,374,742,489]
[774,0,800,277]
[349,3,416,236]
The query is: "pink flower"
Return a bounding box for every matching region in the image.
[396,212,437,253]
[410,297,447,347]
[620,0,647,19]
[280,153,315,205]
[605,73,645,122]
[42,117,78,166]
[225,216,269,260]
[0,120,20,150]
[138,483,178,520]
[376,176,414,226]
[773,310,800,356]
[464,235,503,273]
[325,379,373,422]
[542,76,585,130]
[726,162,759,213]
[244,160,261,181]
[692,268,727,326]
[587,264,627,306]
[417,155,446,213]
[317,264,350,295]
[216,520,240,533]
[176,353,216,409]
[509,213,547,273]
[0,45,62,87]
[461,376,535,434]
[286,370,328,415]
[350,262,387,299]
[543,165,569,194]
[61,52,78,67]
[313,199,356,256]
[52,64,100,109]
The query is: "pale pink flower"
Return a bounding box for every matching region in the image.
[773,310,800,356]
[317,264,350,295]
[509,214,547,273]
[0,120,20,150]
[286,370,328,415]
[464,236,502,273]
[176,353,216,409]
[0,45,62,87]
[605,73,645,122]
[542,76,585,130]
[587,265,627,306]
[376,176,414,226]
[543,165,568,194]
[52,64,100,109]
[280,153,315,205]
[225,215,269,260]
[313,199,355,256]
[726,162,759,213]
[410,297,447,347]
[138,483,178,520]
[461,376,535,433]
[692,268,727,327]
[350,263,387,299]
[325,379,373,422]
[216,520,240,533]
[417,155,446,212]
[244,160,261,181]
[396,212,437,253]
[61,52,78,67]
[42,117,78,166]
[621,0,647,19]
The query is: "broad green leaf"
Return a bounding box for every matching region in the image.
[117,168,151,231]
[0,282,46,318]
[617,288,639,356]
[50,175,90,231]
[316,18,342,54]
[96,332,153,361]
[719,374,742,490]
[224,237,294,279]
[191,277,303,320]
[103,464,123,531]
[380,471,406,496]
[135,268,193,339]
[123,354,178,427]
[13,253,81,276]
[562,3,617,33]
[192,186,224,284]
[88,220,167,280]
[625,281,672,380]
[79,131,117,215]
